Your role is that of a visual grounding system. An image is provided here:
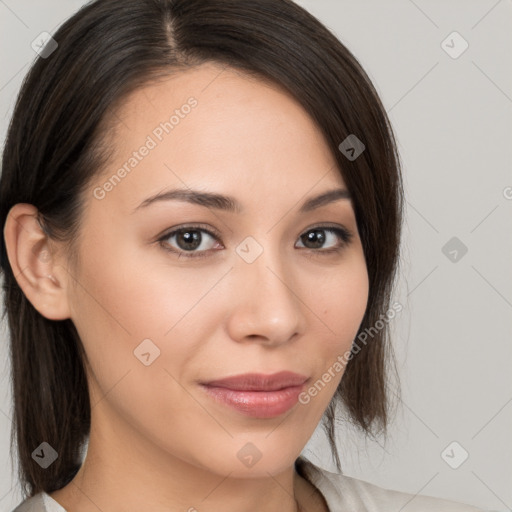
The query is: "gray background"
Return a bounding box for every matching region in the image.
[1,1,511,511]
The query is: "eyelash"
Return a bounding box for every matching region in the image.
[157,223,354,260]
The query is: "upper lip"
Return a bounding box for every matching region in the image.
[201,371,308,391]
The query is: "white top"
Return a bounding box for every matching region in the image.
[12,455,487,511]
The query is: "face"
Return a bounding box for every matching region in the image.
[62,62,369,478]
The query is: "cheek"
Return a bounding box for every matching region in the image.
[66,239,220,442]
[317,253,369,338]
[71,221,218,335]
[308,253,369,381]
[67,235,229,387]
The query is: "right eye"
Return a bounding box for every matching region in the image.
[157,224,222,259]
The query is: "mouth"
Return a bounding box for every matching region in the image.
[199,371,309,418]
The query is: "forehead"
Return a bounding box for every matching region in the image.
[90,62,348,216]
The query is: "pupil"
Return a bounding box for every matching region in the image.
[305,229,325,249]
[178,230,201,250]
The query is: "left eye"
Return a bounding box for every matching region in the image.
[157,224,353,259]
[296,227,352,251]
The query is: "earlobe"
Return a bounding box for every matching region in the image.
[3,203,72,320]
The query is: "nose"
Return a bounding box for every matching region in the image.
[225,244,305,346]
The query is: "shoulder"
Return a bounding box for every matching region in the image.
[295,456,485,512]
[11,493,46,512]
[12,492,66,512]
[334,472,484,511]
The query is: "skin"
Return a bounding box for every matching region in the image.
[4,62,369,512]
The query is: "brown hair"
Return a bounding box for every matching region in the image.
[0,0,403,497]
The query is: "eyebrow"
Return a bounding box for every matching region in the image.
[132,187,351,214]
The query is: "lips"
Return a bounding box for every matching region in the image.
[201,371,309,391]
[200,371,309,418]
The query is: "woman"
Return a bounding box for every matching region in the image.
[1,0,484,510]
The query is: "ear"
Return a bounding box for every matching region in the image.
[3,203,72,320]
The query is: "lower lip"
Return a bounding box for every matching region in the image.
[200,384,305,418]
